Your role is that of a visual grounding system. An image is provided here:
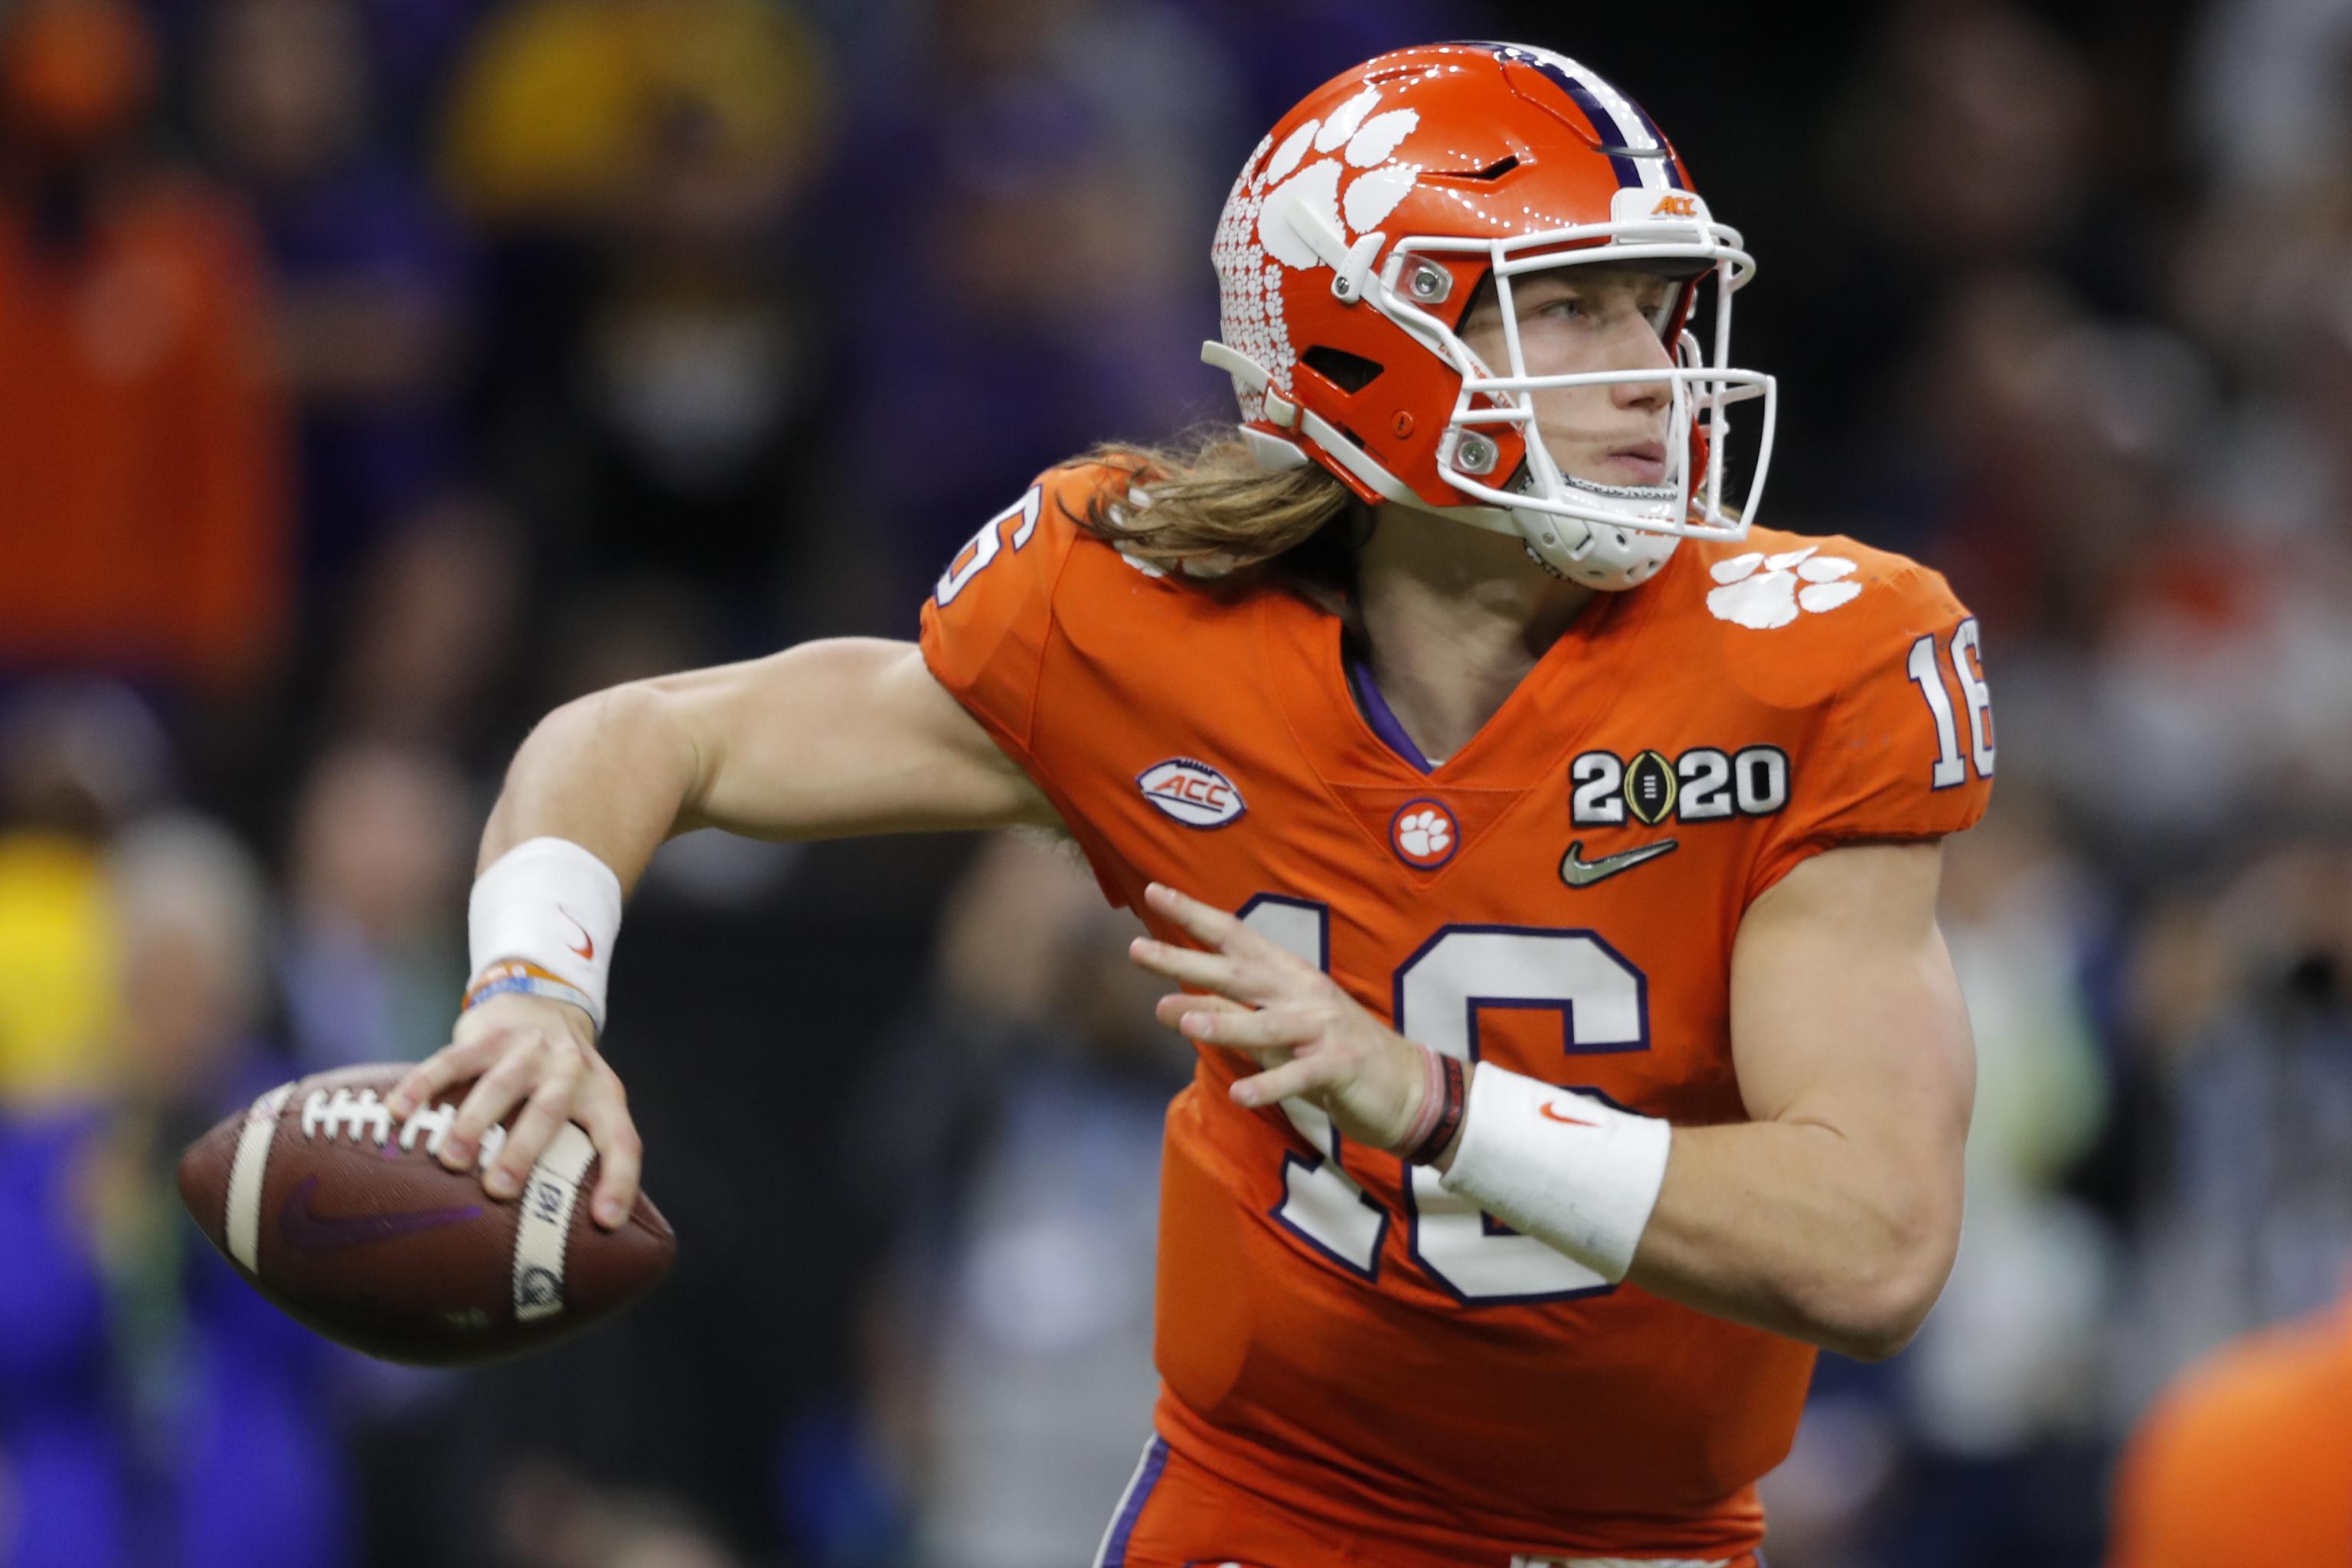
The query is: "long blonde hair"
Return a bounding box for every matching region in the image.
[1061,430,1366,593]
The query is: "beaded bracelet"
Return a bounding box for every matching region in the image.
[1402,1051,1468,1166]
[461,959,602,1030]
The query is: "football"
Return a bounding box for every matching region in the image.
[178,1063,675,1365]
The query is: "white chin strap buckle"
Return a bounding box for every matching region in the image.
[1557,473,1681,529]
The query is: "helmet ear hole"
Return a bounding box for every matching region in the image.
[1301,346,1385,394]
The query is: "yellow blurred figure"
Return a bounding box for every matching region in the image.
[439,0,829,227]
[0,834,118,1105]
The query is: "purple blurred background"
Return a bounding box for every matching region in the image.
[3,0,2347,1563]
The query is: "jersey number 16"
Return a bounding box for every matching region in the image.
[1908,618,1994,788]
[1239,896,1645,1306]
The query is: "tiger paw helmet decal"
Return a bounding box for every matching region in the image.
[1254,87,1423,273]
[1211,82,1423,429]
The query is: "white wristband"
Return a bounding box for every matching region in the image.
[1436,1063,1671,1284]
[468,837,623,1030]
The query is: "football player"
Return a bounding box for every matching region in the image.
[394,43,1993,1567]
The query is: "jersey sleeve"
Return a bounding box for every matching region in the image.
[1746,560,1995,903]
[915,463,1144,906]
[916,471,1077,767]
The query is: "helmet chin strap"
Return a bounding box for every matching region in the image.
[1500,468,1684,593]
[1550,472,1683,520]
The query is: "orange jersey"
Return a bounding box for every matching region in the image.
[0,179,288,692]
[918,465,1994,1558]
[2108,1297,2352,1568]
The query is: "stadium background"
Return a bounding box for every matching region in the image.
[2,0,2346,1563]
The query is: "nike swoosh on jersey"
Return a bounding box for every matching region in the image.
[276,1176,482,1253]
[1558,838,1679,887]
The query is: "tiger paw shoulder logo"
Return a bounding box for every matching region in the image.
[1389,799,1458,870]
[1707,546,1862,630]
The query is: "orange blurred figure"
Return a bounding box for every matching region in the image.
[0,0,290,697]
[0,0,157,152]
[2107,1286,2352,1567]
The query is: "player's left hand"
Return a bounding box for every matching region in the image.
[1129,881,1438,1151]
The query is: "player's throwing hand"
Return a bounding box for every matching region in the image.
[387,993,643,1230]
[1130,881,1459,1157]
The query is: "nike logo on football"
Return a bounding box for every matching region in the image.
[1558,838,1678,887]
[276,1176,481,1253]
[558,908,594,960]
[1540,1102,1600,1127]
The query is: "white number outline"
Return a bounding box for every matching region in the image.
[1234,900,1651,1304]
[1907,631,1966,789]
[1238,895,1390,1279]
[1906,616,1994,789]
[1952,619,1994,777]
[1392,923,1650,1305]
[933,485,1044,607]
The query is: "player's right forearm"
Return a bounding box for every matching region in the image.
[478,684,701,896]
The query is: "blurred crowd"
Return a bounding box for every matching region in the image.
[1,0,2345,1564]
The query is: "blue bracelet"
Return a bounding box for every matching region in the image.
[462,967,602,1029]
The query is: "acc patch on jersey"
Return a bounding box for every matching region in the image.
[1137,758,1246,828]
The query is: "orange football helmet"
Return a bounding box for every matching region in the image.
[1205,42,1777,590]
